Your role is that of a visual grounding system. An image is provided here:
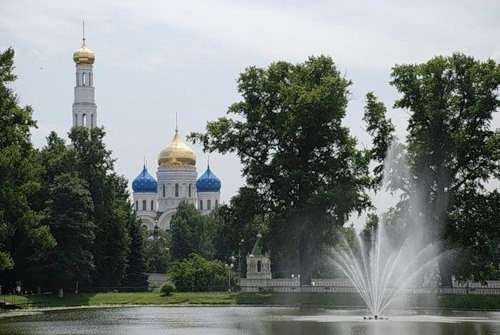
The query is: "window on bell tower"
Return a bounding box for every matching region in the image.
[175,184,179,197]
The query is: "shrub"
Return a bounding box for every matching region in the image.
[160,281,176,296]
[169,253,236,292]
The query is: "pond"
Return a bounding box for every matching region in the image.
[0,306,498,335]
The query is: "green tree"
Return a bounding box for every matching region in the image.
[170,202,206,261]
[42,173,95,293]
[190,56,372,284]
[69,126,130,289]
[122,215,148,290]
[0,48,55,290]
[390,53,500,285]
[169,253,235,292]
[143,227,171,273]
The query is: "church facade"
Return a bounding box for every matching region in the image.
[131,127,222,231]
[71,32,221,232]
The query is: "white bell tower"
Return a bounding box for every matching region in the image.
[72,22,97,129]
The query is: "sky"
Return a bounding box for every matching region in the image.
[1,0,499,228]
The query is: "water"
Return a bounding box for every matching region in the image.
[0,306,498,335]
[333,222,440,316]
[332,142,442,317]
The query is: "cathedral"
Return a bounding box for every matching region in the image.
[72,31,221,232]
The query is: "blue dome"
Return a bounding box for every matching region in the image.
[196,166,221,192]
[132,165,157,193]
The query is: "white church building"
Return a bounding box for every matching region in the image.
[131,127,222,231]
[72,31,221,232]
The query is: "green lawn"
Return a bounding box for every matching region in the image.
[2,291,498,310]
[3,292,236,308]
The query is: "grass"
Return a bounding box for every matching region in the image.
[2,291,498,310]
[3,292,237,308]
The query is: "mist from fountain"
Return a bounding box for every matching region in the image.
[333,143,442,317]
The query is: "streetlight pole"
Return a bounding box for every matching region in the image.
[238,239,244,281]
[225,263,234,292]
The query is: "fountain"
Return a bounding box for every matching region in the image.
[333,221,441,318]
[333,143,443,318]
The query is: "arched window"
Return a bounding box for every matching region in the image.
[82,72,86,86]
[82,114,87,126]
[162,184,166,197]
[199,200,203,210]
[188,184,192,197]
[215,200,219,208]
[257,260,262,272]
[207,199,211,210]
[150,200,154,210]
[142,200,146,210]
[135,200,138,211]
[175,184,179,197]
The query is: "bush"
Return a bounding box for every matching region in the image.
[169,253,236,292]
[160,281,176,296]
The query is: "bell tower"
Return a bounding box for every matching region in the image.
[72,22,97,129]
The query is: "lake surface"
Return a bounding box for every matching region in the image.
[0,306,498,335]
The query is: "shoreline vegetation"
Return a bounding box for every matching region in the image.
[0,292,498,312]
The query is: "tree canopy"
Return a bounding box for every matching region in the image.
[190,56,379,284]
[390,53,500,284]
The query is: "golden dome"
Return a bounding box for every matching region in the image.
[73,38,95,65]
[158,129,196,168]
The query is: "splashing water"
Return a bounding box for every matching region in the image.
[333,142,442,317]
[333,223,440,317]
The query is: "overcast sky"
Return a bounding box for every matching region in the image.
[2,0,499,228]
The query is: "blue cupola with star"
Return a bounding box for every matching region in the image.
[196,165,221,193]
[132,165,158,193]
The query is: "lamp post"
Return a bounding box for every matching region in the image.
[225,263,234,292]
[238,239,244,280]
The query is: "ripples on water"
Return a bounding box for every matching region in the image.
[0,307,498,335]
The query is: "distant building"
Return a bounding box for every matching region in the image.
[131,127,222,230]
[71,32,221,231]
[72,28,97,129]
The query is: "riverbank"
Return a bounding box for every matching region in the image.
[1,291,499,310]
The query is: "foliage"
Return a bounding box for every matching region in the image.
[190,56,375,284]
[143,226,171,273]
[0,48,55,284]
[122,215,148,290]
[69,127,131,289]
[170,202,208,261]
[160,281,176,296]
[169,253,235,292]
[42,173,95,291]
[390,53,500,285]
[215,187,264,276]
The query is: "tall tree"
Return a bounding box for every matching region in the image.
[0,48,55,290]
[69,126,130,289]
[170,202,207,261]
[42,173,95,293]
[189,56,372,285]
[390,53,500,285]
[143,227,171,273]
[122,215,148,290]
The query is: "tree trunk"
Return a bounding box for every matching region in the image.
[437,254,453,287]
[299,234,311,286]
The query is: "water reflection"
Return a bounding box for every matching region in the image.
[0,307,498,335]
